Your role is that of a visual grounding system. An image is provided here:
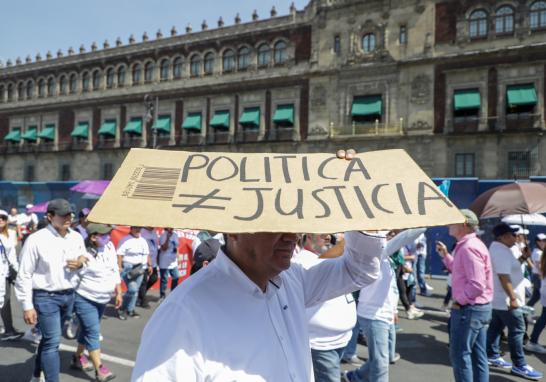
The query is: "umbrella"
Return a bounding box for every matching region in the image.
[502,214,546,226]
[469,182,546,219]
[70,180,110,196]
[28,201,48,213]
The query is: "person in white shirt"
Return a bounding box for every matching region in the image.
[158,228,181,300]
[0,209,23,340]
[116,226,151,320]
[138,227,159,309]
[292,234,356,382]
[71,223,121,382]
[486,223,543,380]
[18,204,39,242]
[527,233,546,308]
[344,228,425,382]
[526,243,546,354]
[131,149,385,382]
[14,199,88,382]
[74,208,90,240]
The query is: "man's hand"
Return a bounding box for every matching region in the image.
[336,149,356,160]
[508,297,520,310]
[115,293,123,309]
[436,241,448,257]
[147,267,153,275]
[24,308,37,325]
[66,256,88,271]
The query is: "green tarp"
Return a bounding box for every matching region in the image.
[152,116,171,134]
[210,110,230,129]
[182,113,202,130]
[21,126,37,142]
[351,96,382,116]
[98,120,117,137]
[71,122,89,139]
[38,124,55,140]
[454,89,481,110]
[123,118,143,135]
[506,84,538,107]
[4,128,21,142]
[239,107,260,127]
[272,104,294,125]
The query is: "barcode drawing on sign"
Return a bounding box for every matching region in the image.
[130,166,180,201]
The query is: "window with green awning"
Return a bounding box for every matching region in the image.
[506,84,537,107]
[98,120,117,137]
[209,110,230,129]
[71,122,89,139]
[152,115,171,134]
[4,127,21,142]
[22,126,37,142]
[239,107,260,127]
[454,89,481,110]
[272,104,294,126]
[123,118,143,135]
[38,124,55,141]
[182,113,202,130]
[351,95,382,116]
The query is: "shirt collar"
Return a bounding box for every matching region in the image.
[214,249,282,298]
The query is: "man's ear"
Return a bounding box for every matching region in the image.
[202,260,210,268]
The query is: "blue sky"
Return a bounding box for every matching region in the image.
[1,0,310,62]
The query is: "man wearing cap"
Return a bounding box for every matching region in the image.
[485,223,542,380]
[436,209,493,382]
[15,198,88,382]
[190,236,221,275]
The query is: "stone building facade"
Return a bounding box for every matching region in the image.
[0,0,545,181]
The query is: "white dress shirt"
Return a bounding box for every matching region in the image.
[117,235,150,266]
[131,231,384,382]
[15,225,87,311]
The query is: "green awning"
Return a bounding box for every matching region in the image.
[152,116,171,134]
[454,89,481,111]
[123,118,142,135]
[38,124,55,141]
[4,128,21,142]
[21,127,37,142]
[351,96,382,116]
[209,110,230,129]
[71,122,89,139]
[239,107,260,126]
[506,84,537,107]
[182,113,202,130]
[272,104,294,124]
[98,120,117,137]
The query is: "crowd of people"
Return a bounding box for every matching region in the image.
[0,194,545,381]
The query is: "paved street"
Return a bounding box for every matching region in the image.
[0,279,545,381]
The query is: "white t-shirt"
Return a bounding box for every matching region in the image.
[117,235,150,266]
[291,249,356,351]
[159,231,180,270]
[141,229,159,268]
[490,241,526,310]
[357,258,398,324]
[531,248,543,275]
[77,242,121,304]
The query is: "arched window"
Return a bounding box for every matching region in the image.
[173,57,183,79]
[47,78,55,96]
[257,44,271,67]
[132,64,142,85]
[69,74,78,94]
[495,6,514,34]
[531,1,546,30]
[160,59,169,81]
[274,41,288,64]
[190,55,201,77]
[223,50,236,72]
[204,53,214,75]
[238,47,250,70]
[59,76,68,95]
[38,79,46,97]
[7,84,13,102]
[362,33,376,53]
[92,70,101,90]
[26,81,34,99]
[82,72,90,92]
[144,62,154,82]
[469,9,488,39]
[106,68,115,88]
[17,83,24,100]
[117,66,126,86]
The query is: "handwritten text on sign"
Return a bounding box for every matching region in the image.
[89,149,464,233]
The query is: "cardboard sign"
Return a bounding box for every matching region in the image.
[88,148,465,233]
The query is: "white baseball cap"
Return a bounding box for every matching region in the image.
[537,233,546,241]
[0,210,8,217]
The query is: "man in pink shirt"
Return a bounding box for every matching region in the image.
[436,209,493,382]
